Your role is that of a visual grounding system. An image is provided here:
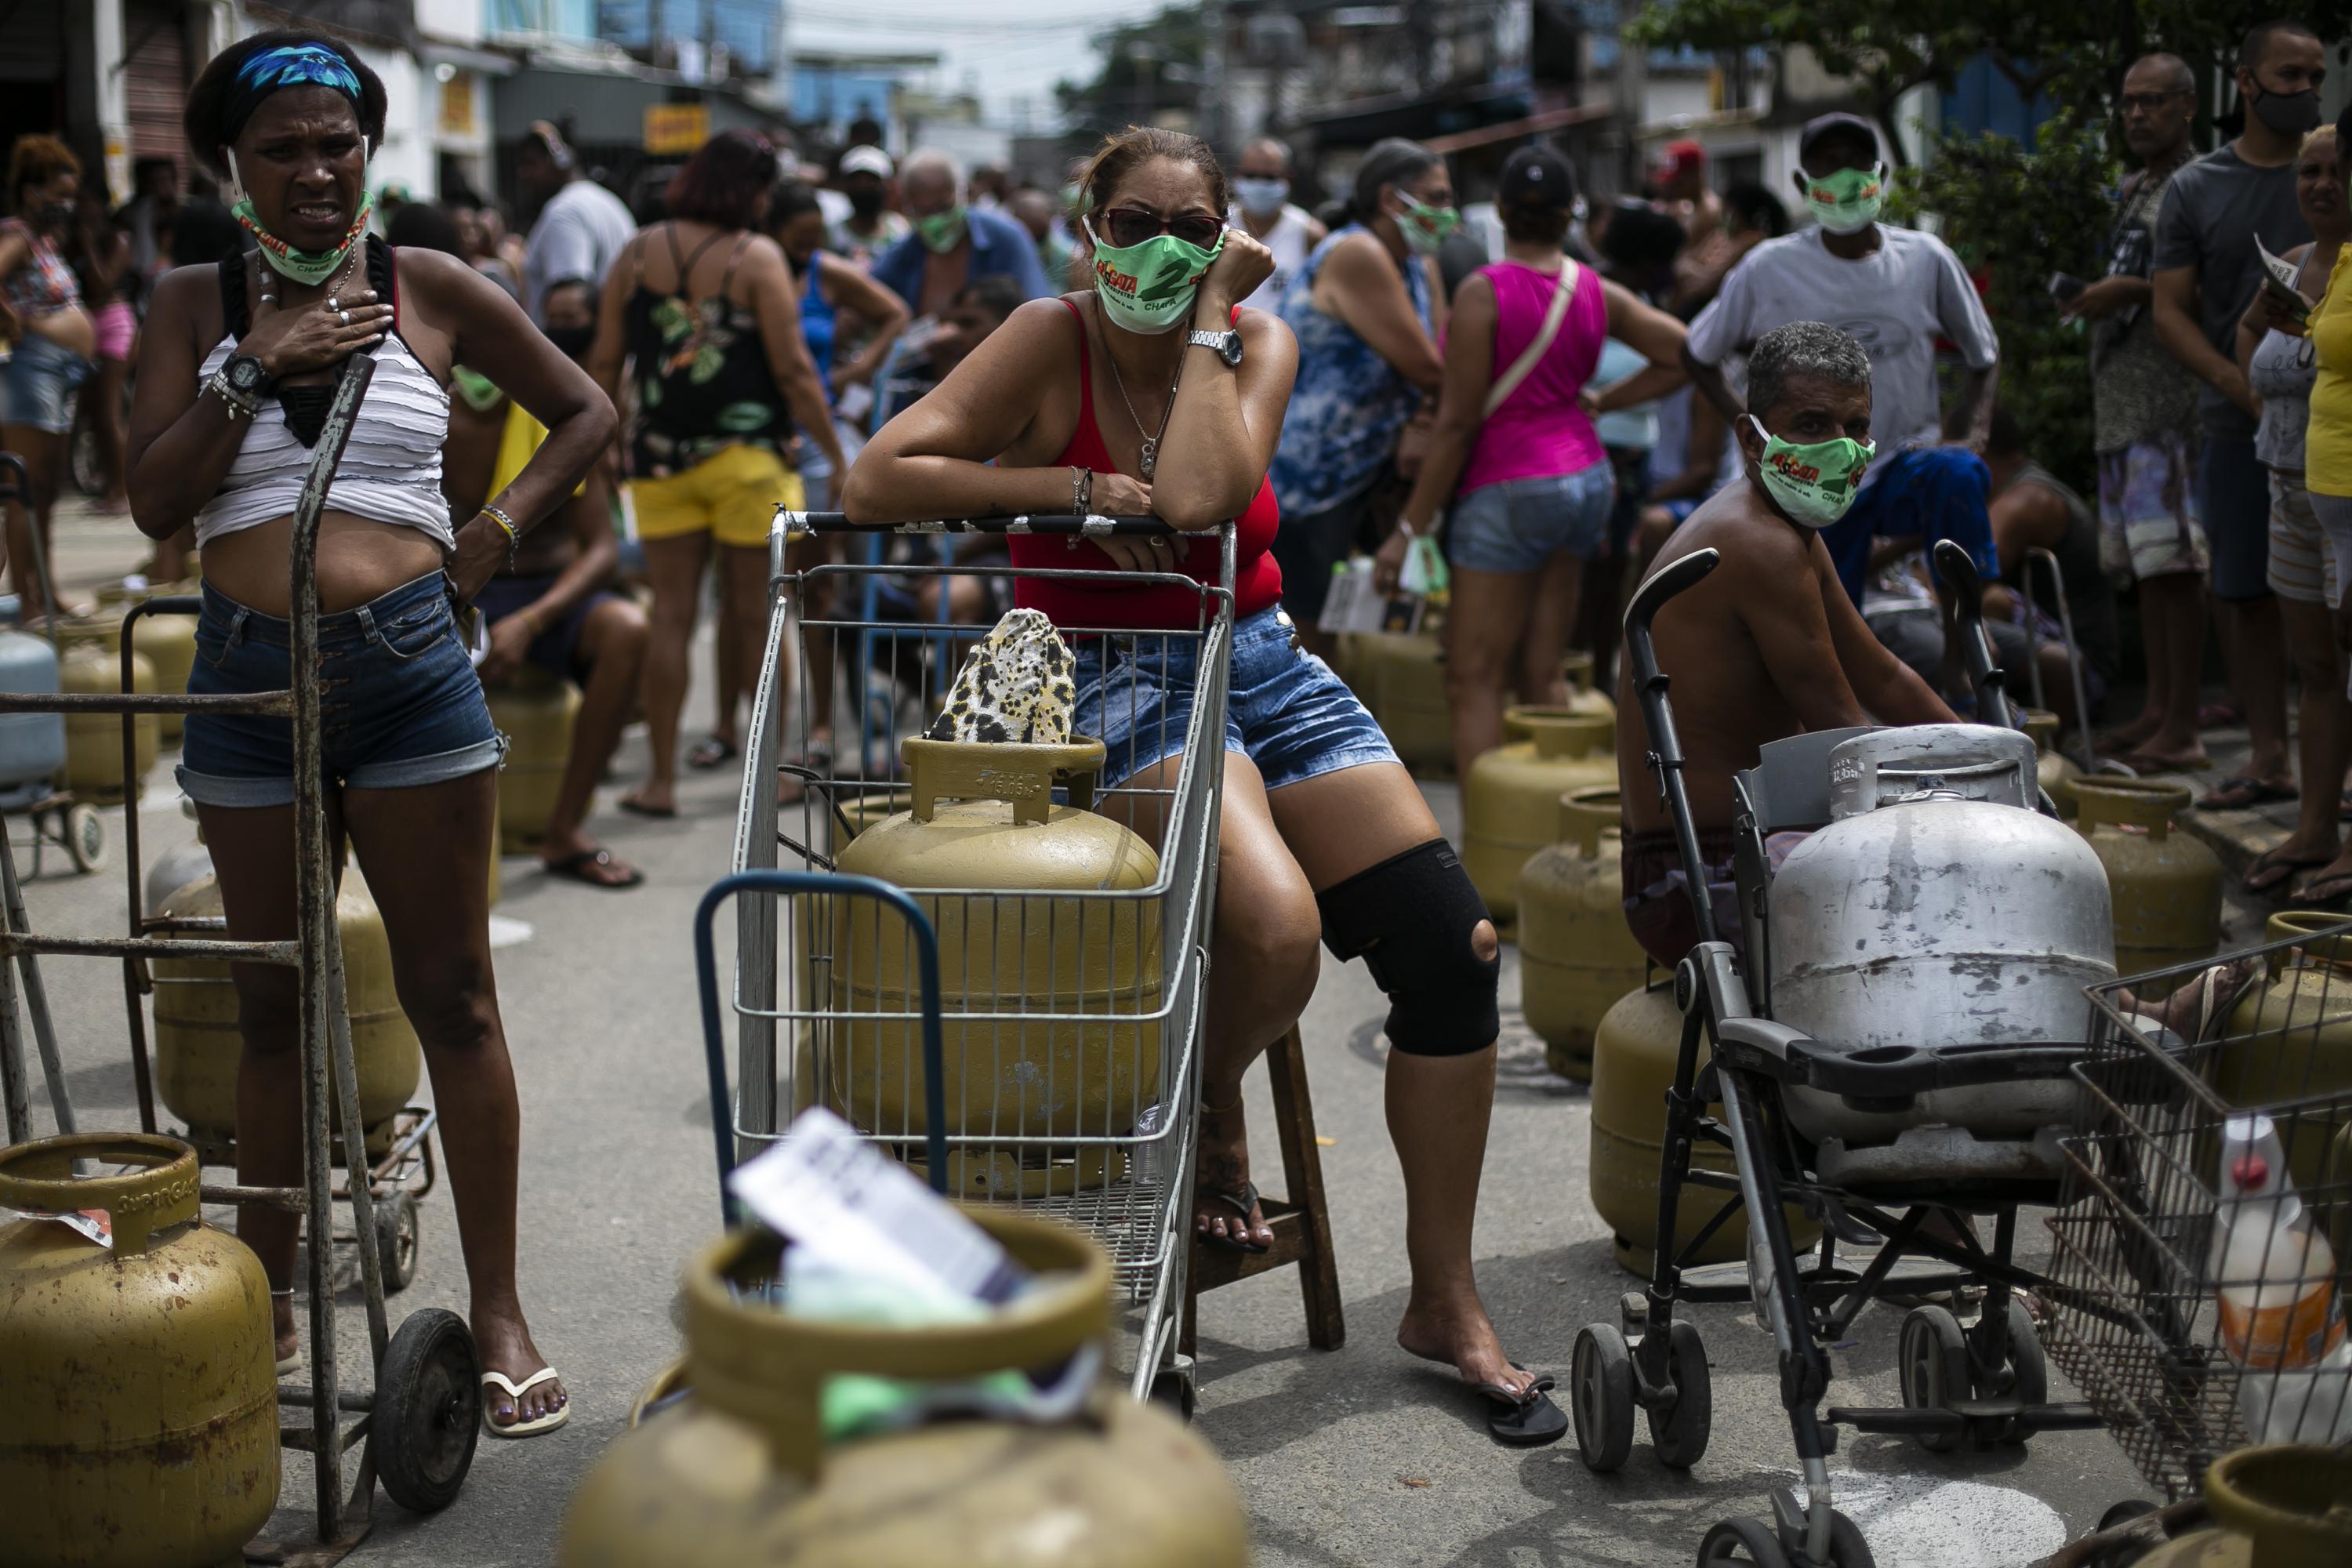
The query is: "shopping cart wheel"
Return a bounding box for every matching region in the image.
[372,1308,481,1513]
[1646,1319,1711,1470]
[375,1191,420,1294]
[1897,1303,1969,1453]
[1981,1297,2047,1443]
[65,804,103,873]
[1697,1516,1788,1567]
[1571,1322,1635,1472]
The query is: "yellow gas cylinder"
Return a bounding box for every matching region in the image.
[2220,913,2352,1201]
[1589,983,1816,1276]
[1561,649,1616,724]
[57,619,157,804]
[560,1212,1249,1568]
[830,738,1162,1142]
[487,665,580,854]
[2074,777,2221,995]
[137,618,197,743]
[0,1132,278,1568]
[2023,710,2082,818]
[1463,707,1616,928]
[1343,629,1452,772]
[151,868,421,1152]
[1516,786,1645,1083]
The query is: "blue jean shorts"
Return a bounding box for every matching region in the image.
[1446,464,1616,574]
[1072,604,1399,791]
[179,572,506,809]
[0,332,94,434]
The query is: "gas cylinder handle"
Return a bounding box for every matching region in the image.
[0,1131,198,1255]
[1559,786,1620,857]
[900,737,1107,825]
[684,1209,1115,1480]
[1504,706,1612,760]
[2074,778,2185,840]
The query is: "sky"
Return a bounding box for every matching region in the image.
[784,0,1114,131]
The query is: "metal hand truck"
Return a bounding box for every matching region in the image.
[2036,920,2352,1566]
[725,508,1232,1406]
[0,359,477,1564]
[0,450,107,877]
[1576,544,2106,1568]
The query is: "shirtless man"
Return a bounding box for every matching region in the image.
[447,278,650,887]
[1616,320,1957,967]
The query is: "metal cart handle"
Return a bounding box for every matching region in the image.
[780,509,1181,537]
[1931,538,2018,731]
[693,870,952,1221]
[1623,547,1722,948]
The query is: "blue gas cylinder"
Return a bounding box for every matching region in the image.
[0,596,65,793]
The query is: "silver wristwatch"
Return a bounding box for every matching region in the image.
[1188,328,1243,368]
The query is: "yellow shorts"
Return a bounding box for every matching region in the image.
[629,444,803,550]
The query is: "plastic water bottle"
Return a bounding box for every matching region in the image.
[2211,1113,2352,1444]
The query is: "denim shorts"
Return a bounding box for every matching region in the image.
[1072,604,1399,791]
[1446,464,1616,574]
[0,332,94,434]
[179,572,506,809]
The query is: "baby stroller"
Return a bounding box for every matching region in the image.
[1582,540,2106,1568]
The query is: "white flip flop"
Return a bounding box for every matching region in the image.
[481,1367,570,1438]
[275,1347,305,1379]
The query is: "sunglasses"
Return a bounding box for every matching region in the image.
[1096,205,1223,249]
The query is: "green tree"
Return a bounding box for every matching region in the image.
[1054,7,1210,153]
[1628,1,2352,161]
[1884,117,2114,488]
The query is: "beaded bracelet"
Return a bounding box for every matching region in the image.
[480,503,521,567]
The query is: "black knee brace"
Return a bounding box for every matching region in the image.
[1316,838,1499,1057]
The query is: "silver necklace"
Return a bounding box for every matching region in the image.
[1101,327,1186,481]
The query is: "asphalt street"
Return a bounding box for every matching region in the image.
[11,504,2218,1567]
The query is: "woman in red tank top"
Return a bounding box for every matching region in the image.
[848,129,1561,1443]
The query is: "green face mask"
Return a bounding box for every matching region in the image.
[1396,193,1461,256]
[915,205,967,254]
[233,189,374,287]
[1084,216,1224,336]
[1800,163,1885,236]
[1747,415,1875,528]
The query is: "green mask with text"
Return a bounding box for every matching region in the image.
[1085,216,1224,336]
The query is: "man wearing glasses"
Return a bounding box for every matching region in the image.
[2065,53,2216,774]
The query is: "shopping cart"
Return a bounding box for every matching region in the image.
[723,509,1233,1406]
[2038,919,2352,1563]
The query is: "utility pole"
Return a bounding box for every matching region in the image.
[1613,0,1646,197]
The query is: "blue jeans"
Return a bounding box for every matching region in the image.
[1072,605,1398,791]
[1821,446,1995,606]
[0,332,93,434]
[1446,463,1617,573]
[179,572,506,808]
[2200,434,2270,602]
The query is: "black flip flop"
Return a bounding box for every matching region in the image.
[542,847,644,889]
[2245,847,2330,896]
[686,735,739,770]
[1472,1365,1569,1446]
[1196,1181,1271,1254]
[2198,775,2296,811]
[2291,868,2352,908]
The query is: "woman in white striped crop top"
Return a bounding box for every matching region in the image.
[123,31,616,1438]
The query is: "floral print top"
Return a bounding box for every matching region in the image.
[1269,223,1432,517]
[622,223,786,477]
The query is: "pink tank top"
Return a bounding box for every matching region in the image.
[1457,258,1608,495]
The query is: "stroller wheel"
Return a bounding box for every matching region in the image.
[1697,1517,1788,1568]
[1982,1298,2048,1444]
[1898,1303,1969,1453]
[1646,1319,1711,1469]
[1570,1322,1635,1472]
[1815,1510,1875,1568]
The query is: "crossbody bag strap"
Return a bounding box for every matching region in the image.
[1483,260,1577,418]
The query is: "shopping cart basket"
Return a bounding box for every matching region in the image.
[724,509,1233,1404]
[2037,919,2352,1560]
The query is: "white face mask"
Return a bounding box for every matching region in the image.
[1232,176,1289,217]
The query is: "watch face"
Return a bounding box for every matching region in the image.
[228,357,263,391]
[1218,333,1243,367]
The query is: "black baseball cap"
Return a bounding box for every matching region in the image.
[1499,144,1577,208]
[1798,112,1881,165]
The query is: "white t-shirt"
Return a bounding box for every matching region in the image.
[523,178,638,321]
[1686,223,1998,452]
[1229,202,1318,311]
